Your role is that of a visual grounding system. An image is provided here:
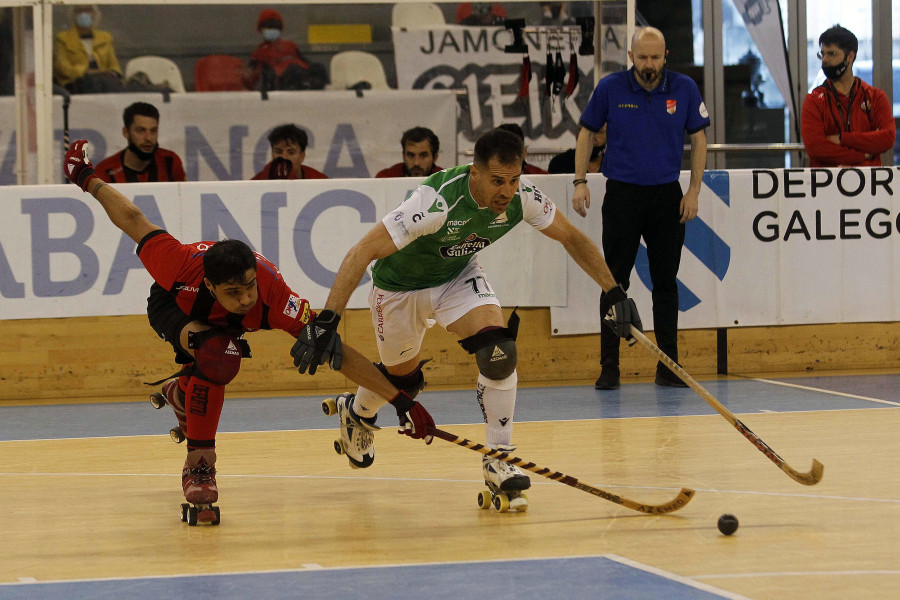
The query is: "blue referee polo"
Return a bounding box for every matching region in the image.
[579,67,710,185]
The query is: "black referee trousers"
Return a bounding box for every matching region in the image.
[598,178,685,370]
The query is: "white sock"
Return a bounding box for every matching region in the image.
[353,386,386,419]
[477,370,518,447]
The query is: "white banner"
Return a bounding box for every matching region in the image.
[0,178,565,320]
[0,90,457,185]
[551,166,900,334]
[731,0,795,114]
[392,25,596,163]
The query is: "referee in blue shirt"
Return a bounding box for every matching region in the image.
[572,27,709,390]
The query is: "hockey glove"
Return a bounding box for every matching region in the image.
[291,310,343,375]
[390,390,434,444]
[603,284,643,346]
[267,156,293,179]
[64,140,99,192]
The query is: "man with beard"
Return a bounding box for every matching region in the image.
[375,126,443,178]
[94,102,186,183]
[801,25,895,168]
[571,26,709,391]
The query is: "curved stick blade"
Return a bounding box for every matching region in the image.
[783,458,824,486]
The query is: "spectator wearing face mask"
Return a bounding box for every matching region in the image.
[242,8,327,91]
[54,5,124,94]
[94,102,186,183]
[801,24,896,167]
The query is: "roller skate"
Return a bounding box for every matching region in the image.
[180,448,220,526]
[149,379,187,444]
[477,446,531,513]
[321,392,379,469]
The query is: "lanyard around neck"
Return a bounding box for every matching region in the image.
[828,78,858,132]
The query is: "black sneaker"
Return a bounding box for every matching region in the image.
[655,366,688,388]
[594,367,620,390]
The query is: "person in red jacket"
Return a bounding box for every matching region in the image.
[252,124,328,180]
[94,102,186,183]
[801,25,896,168]
[243,8,326,91]
[63,140,434,526]
[375,126,443,178]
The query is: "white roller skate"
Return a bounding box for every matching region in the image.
[180,448,220,526]
[478,446,531,513]
[321,392,379,469]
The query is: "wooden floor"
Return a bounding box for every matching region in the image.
[0,375,898,599]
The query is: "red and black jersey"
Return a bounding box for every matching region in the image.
[95,148,187,183]
[374,162,443,178]
[522,162,548,175]
[136,230,312,337]
[251,162,329,180]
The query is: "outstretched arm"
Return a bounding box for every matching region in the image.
[324,222,399,315]
[64,140,160,243]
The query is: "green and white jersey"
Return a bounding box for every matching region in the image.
[374,164,557,291]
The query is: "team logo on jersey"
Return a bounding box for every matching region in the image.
[284,295,301,319]
[699,101,709,118]
[488,212,509,227]
[667,99,677,114]
[428,197,449,213]
[439,233,491,258]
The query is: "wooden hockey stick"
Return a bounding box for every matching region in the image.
[629,327,824,486]
[428,427,695,514]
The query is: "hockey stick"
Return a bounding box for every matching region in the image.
[428,426,695,514]
[629,327,824,486]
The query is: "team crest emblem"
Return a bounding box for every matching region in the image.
[666,99,677,114]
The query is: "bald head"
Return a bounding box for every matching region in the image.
[629,27,667,90]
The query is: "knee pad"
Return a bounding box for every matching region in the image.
[188,329,247,385]
[376,359,428,399]
[459,328,518,381]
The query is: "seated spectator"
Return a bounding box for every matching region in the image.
[497,123,549,174]
[252,124,328,180]
[54,6,124,94]
[94,102,186,183]
[456,3,507,25]
[548,125,606,174]
[243,9,327,91]
[376,127,444,178]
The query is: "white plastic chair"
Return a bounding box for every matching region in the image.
[125,55,186,93]
[391,3,446,28]
[328,51,390,90]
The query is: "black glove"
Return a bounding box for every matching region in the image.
[603,284,642,346]
[267,156,293,179]
[390,390,434,443]
[290,310,342,375]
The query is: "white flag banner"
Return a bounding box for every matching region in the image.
[731,0,796,114]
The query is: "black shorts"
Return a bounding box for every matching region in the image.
[147,283,194,364]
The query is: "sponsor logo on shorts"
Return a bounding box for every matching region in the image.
[439,233,490,258]
[375,293,385,341]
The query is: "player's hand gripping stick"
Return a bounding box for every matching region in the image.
[603,284,642,346]
[291,309,343,375]
[390,391,434,443]
[63,139,100,192]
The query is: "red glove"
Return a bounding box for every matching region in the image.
[64,140,99,192]
[390,391,434,443]
[267,156,293,179]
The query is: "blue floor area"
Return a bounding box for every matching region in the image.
[0,555,740,600]
[0,374,896,442]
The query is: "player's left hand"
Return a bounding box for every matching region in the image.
[603,284,642,346]
[390,391,434,443]
[291,310,342,375]
[267,156,293,179]
[680,190,699,223]
[64,140,99,192]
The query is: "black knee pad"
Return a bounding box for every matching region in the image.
[375,359,428,399]
[458,310,520,381]
[188,329,251,385]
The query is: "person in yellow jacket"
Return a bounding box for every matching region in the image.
[54,6,123,93]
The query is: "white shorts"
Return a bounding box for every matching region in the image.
[368,258,501,366]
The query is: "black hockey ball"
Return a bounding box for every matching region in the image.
[717,513,739,535]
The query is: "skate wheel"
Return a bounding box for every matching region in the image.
[492,493,510,513]
[187,506,199,526]
[322,398,337,416]
[211,506,221,526]
[333,439,344,455]
[477,490,492,509]
[150,392,166,409]
[180,503,189,522]
[170,427,185,444]
[511,492,529,512]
